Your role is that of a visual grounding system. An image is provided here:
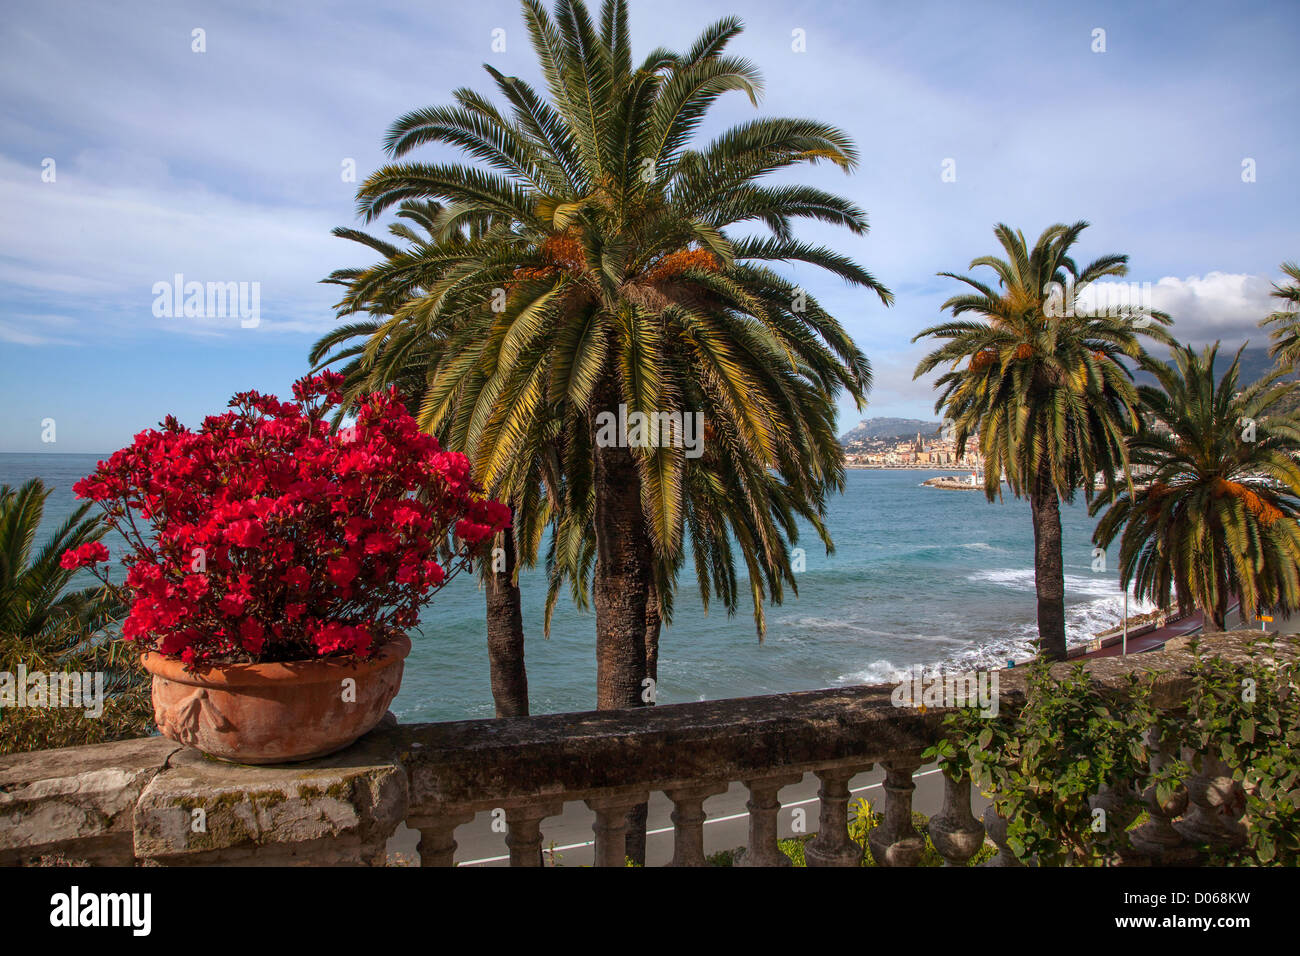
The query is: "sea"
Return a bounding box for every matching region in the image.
[1,453,1153,723]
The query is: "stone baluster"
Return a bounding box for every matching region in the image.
[409,808,475,867]
[1175,748,1247,851]
[805,765,871,867]
[585,791,650,867]
[980,803,1022,866]
[506,801,565,867]
[927,769,985,866]
[1129,729,1197,865]
[868,757,925,867]
[664,783,729,867]
[1088,779,1142,865]
[736,773,803,867]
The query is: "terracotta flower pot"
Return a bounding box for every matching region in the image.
[141,635,410,764]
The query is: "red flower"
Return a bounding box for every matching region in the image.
[182,574,210,599]
[364,533,397,555]
[218,592,250,617]
[59,541,110,570]
[238,618,266,654]
[455,519,493,545]
[326,555,360,586]
[281,566,311,591]
[225,519,264,549]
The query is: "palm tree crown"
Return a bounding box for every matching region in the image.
[0,479,119,641]
[1091,343,1300,629]
[323,0,891,675]
[913,221,1170,502]
[1259,261,1300,371]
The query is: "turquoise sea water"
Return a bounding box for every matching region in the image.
[1,452,1151,723]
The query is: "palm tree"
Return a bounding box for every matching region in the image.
[1259,261,1300,372]
[0,478,120,642]
[913,222,1171,660]
[344,0,889,711]
[1092,344,1300,630]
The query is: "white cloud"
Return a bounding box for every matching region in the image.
[0,153,345,338]
[1087,271,1278,347]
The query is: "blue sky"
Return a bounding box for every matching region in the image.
[2,0,1297,453]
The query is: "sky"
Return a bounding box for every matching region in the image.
[1,0,1297,453]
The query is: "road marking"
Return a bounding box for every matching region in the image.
[456,768,946,866]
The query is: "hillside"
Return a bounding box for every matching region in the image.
[839,417,942,444]
[1130,345,1282,391]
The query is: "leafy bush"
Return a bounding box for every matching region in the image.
[1181,635,1300,865]
[938,638,1300,866]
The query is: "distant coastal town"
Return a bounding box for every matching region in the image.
[841,426,984,471]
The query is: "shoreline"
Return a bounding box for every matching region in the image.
[846,465,977,471]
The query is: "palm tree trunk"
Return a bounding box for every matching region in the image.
[1029,464,1068,661]
[625,575,660,865]
[485,525,529,717]
[590,375,651,711]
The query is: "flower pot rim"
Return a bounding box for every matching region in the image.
[140,633,411,688]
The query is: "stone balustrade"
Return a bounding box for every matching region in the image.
[0,630,1289,867]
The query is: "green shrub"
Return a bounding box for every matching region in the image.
[936,636,1300,866]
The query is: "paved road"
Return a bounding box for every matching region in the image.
[388,762,990,866]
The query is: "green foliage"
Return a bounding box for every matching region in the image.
[940,639,1300,866]
[1259,261,1300,370]
[0,478,145,755]
[956,660,1162,866]
[777,837,806,866]
[1181,635,1300,865]
[0,479,121,641]
[0,619,152,756]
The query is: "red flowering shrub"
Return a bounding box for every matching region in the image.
[65,372,510,665]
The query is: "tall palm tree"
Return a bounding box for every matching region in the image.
[1259,261,1300,372]
[0,478,120,641]
[346,0,889,711]
[913,222,1171,660]
[1092,344,1300,630]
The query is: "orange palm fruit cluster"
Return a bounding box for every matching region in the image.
[644,247,719,282]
